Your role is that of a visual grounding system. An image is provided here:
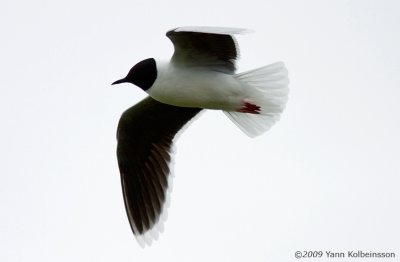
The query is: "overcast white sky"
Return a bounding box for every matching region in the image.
[1,0,400,261]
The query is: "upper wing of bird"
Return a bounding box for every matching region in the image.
[166,26,251,73]
[116,96,202,246]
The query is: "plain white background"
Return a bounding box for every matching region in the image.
[1,0,399,261]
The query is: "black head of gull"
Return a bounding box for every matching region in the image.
[112,58,157,91]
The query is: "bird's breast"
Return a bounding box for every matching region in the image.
[148,64,242,110]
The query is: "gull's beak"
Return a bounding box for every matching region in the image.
[112,78,127,85]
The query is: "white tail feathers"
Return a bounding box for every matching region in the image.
[224,62,289,137]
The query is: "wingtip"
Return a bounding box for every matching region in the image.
[169,26,254,35]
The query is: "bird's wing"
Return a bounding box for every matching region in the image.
[166,26,251,73]
[116,96,202,246]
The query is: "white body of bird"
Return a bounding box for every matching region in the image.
[148,60,244,111]
[149,59,289,137]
